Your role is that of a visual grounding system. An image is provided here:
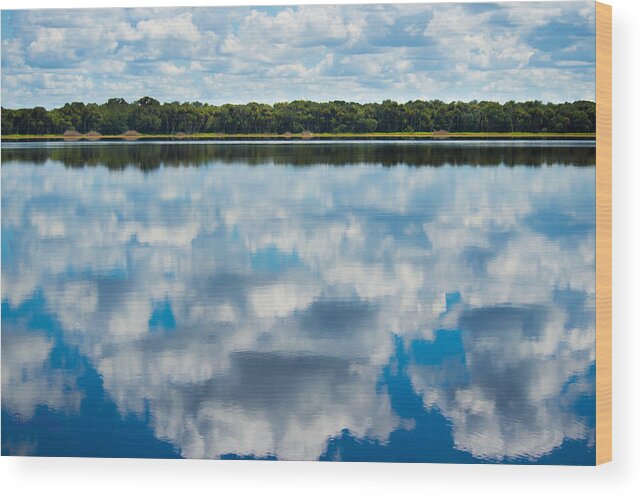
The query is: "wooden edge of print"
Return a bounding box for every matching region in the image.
[596,1,612,466]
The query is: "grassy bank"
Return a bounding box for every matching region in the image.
[1,131,596,142]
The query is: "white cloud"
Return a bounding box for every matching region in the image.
[250,282,319,319]
[135,12,201,43]
[28,27,66,56]
[409,306,594,460]
[2,331,82,420]
[1,3,596,108]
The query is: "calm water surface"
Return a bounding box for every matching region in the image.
[1,141,596,463]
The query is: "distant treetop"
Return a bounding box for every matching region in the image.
[1,98,596,135]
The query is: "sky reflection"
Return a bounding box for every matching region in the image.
[1,142,596,463]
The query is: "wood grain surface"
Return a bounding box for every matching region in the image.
[596,1,612,466]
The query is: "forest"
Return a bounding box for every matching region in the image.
[1,98,596,136]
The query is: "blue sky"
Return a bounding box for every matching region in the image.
[1,2,596,109]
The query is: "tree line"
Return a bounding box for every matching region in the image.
[2,142,596,170]
[1,97,596,135]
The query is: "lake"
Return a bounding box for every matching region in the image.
[1,141,596,463]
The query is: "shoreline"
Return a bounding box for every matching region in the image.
[1,132,596,142]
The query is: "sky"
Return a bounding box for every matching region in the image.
[1,2,597,109]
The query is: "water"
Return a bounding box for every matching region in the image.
[1,141,596,463]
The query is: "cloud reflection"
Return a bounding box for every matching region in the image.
[1,143,596,461]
